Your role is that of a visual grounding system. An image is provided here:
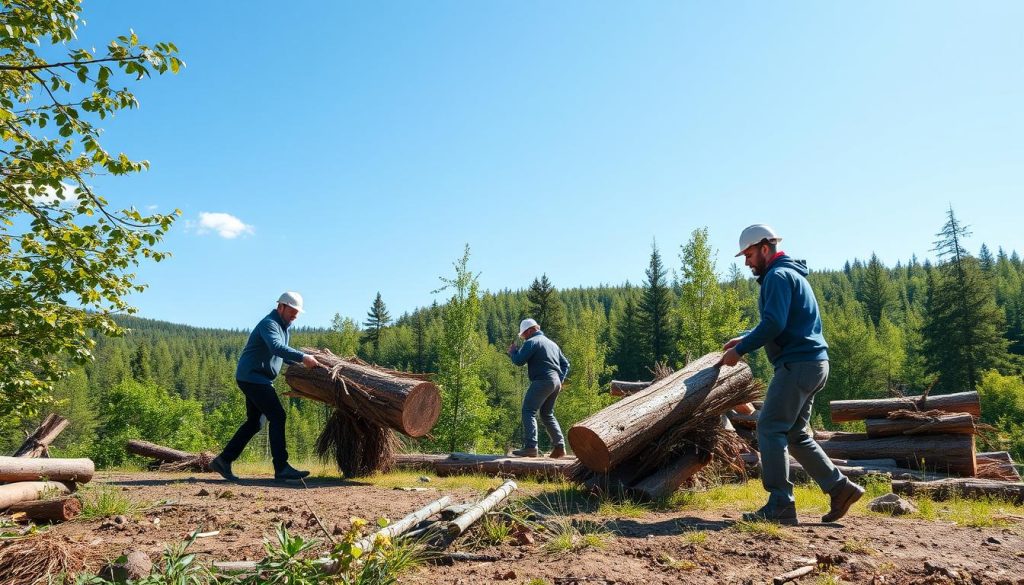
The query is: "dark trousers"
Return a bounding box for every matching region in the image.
[220,380,288,471]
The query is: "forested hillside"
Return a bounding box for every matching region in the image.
[12,212,1024,467]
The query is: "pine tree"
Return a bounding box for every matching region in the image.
[639,242,674,369]
[675,228,746,361]
[610,286,645,380]
[979,244,995,273]
[859,253,893,327]
[923,207,1009,392]
[363,292,391,358]
[526,274,567,342]
[129,342,152,383]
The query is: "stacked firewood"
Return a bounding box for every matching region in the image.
[568,353,763,500]
[1,414,89,523]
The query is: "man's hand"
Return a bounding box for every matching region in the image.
[718,347,741,367]
[507,343,517,355]
[722,336,743,351]
[302,354,323,369]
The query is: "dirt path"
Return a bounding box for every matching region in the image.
[47,472,1024,584]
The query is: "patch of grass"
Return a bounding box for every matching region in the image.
[732,520,793,540]
[477,514,514,546]
[840,538,876,555]
[680,529,708,546]
[877,561,897,574]
[526,579,551,585]
[658,553,698,571]
[815,568,845,585]
[542,517,611,554]
[596,498,650,519]
[77,486,147,520]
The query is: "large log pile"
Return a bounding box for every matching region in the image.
[567,353,762,500]
[2,415,90,523]
[284,348,442,477]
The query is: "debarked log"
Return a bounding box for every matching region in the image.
[830,392,980,423]
[285,349,441,437]
[568,353,754,473]
[0,481,74,509]
[12,414,69,458]
[0,456,94,483]
[891,478,1024,504]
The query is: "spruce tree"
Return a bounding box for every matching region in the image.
[363,292,391,358]
[526,274,567,342]
[923,207,1008,392]
[859,253,893,327]
[611,286,645,380]
[639,242,674,369]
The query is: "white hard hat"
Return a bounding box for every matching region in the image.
[277,291,304,313]
[735,224,782,257]
[518,318,539,336]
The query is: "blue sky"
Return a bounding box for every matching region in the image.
[74,1,1023,329]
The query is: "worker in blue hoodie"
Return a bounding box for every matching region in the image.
[720,225,864,524]
[508,318,570,458]
[210,291,324,482]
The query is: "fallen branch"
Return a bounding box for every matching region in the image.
[353,496,451,555]
[12,414,69,458]
[446,480,518,537]
[773,565,815,584]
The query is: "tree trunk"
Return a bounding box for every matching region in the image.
[446,480,518,536]
[863,413,976,438]
[0,481,73,509]
[568,353,754,473]
[629,447,712,500]
[0,456,94,483]
[728,412,759,429]
[830,391,980,423]
[609,380,651,397]
[353,496,451,555]
[284,349,441,437]
[8,496,81,522]
[817,433,976,476]
[892,478,1024,504]
[12,414,69,458]
[431,453,574,479]
[976,451,1021,481]
[392,453,451,470]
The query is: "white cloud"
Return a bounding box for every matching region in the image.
[194,212,255,239]
[28,183,81,207]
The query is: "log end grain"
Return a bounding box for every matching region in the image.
[567,426,611,473]
[402,382,442,437]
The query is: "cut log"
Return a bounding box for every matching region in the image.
[817,433,976,476]
[864,413,976,438]
[354,496,451,555]
[446,480,518,536]
[392,453,451,469]
[830,391,980,423]
[976,452,1021,482]
[432,453,574,479]
[629,447,713,500]
[284,349,440,437]
[742,453,947,482]
[609,380,651,397]
[568,353,754,473]
[8,496,81,522]
[727,412,758,430]
[12,414,69,458]
[0,456,94,483]
[0,481,73,509]
[124,440,213,472]
[892,478,1024,504]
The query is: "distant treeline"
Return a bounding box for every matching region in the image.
[10,211,1024,467]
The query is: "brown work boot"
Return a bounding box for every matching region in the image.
[549,445,566,459]
[511,447,539,457]
[822,478,865,523]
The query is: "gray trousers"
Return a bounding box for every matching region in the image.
[758,360,844,506]
[522,379,564,449]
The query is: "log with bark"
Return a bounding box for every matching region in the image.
[568,353,756,473]
[628,446,713,501]
[8,496,81,522]
[12,414,69,458]
[892,478,1024,504]
[976,451,1021,482]
[431,453,574,479]
[0,457,94,483]
[830,391,980,423]
[125,440,213,472]
[0,481,73,509]
[817,433,976,476]
[863,411,976,438]
[727,412,759,430]
[609,380,651,397]
[741,453,948,482]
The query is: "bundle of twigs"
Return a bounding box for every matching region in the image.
[0,534,83,585]
[315,407,399,478]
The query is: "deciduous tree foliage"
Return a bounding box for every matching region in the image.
[0,1,182,426]
[675,227,746,361]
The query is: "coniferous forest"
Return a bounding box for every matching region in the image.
[8,210,1024,468]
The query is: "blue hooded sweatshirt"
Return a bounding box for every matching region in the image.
[509,330,570,383]
[236,310,306,384]
[734,254,828,366]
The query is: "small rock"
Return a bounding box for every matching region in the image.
[99,550,152,582]
[869,493,917,515]
[513,527,535,546]
[986,536,1002,545]
[113,515,127,525]
[418,476,431,483]
[493,569,516,580]
[196,488,210,496]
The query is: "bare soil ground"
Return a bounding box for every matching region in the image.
[43,470,1024,584]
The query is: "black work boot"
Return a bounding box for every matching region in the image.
[742,502,799,525]
[209,455,239,482]
[274,463,310,481]
[822,478,865,523]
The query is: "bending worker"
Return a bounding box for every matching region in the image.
[507,318,570,458]
[720,224,864,524]
[211,291,324,482]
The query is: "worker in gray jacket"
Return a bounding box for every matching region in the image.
[507,318,570,458]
